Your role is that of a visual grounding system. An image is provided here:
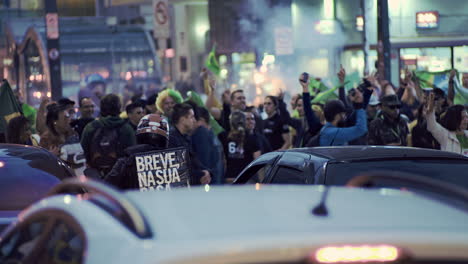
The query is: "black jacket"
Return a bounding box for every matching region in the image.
[168,126,209,184]
[105,144,159,190]
[279,93,322,148]
[368,112,409,146]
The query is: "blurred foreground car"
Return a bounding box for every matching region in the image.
[233,146,468,187]
[0,144,74,231]
[1,177,468,263]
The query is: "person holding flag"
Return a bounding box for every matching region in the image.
[0,80,23,143]
[449,69,468,106]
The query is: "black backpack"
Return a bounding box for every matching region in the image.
[305,126,339,147]
[305,133,321,147]
[89,122,124,175]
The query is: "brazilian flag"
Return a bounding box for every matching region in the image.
[311,84,341,104]
[186,91,224,136]
[0,80,22,134]
[414,70,468,105]
[205,45,221,76]
[308,78,329,95]
[308,77,344,104]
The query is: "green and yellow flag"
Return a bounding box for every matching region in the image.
[311,84,341,104]
[414,70,468,105]
[186,91,224,136]
[308,78,329,96]
[0,80,22,133]
[205,45,221,76]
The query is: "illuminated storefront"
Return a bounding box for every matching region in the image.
[2,17,161,107]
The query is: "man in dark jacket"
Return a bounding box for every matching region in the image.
[368,94,409,146]
[105,113,175,190]
[169,103,211,185]
[191,106,224,184]
[81,94,136,177]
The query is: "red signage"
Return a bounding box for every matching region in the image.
[46,13,59,39]
[416,11,439,29]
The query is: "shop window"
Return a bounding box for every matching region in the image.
[341,49,378,78]
[400,47,451,73]
[454,46,468,74]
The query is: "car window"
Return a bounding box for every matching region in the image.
[245,163,274,184]
[0,219,47,262]
[325,159,468,187]
[35,219,85,264]
[271,166,306,184]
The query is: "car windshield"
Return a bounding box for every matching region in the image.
[325,159,468,188]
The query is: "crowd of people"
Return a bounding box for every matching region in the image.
[2,66,467,188]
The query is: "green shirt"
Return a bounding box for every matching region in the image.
[456,134,468,157]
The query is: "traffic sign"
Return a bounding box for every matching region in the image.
[155,1,168,25]
[274,27,294,56]
[48,48,60,60]
[46,13,59,39]
[153,0,170,39]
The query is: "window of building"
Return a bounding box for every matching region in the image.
[400,47,451,72]
[454,45,468,74]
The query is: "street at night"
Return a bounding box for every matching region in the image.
[0,0,468,263]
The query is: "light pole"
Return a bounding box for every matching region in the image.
[377,0,391,81]
[44,0,62,100]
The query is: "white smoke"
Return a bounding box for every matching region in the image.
[235,0,348,106]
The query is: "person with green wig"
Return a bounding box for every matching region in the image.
[155,88,183,121]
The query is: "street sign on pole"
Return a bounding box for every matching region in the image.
[44,0,62,101]
[153,0,170,39]
[274,27,294,56]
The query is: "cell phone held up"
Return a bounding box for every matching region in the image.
[300,72,309,83]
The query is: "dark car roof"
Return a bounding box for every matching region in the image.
[0,144,74,211]
[289,146,468,161]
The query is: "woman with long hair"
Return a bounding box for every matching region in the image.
[40,103,86,175]
[218,110,261,183]
[6,115,38,146]
[262,95,291,150]
[426,93,468,156]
